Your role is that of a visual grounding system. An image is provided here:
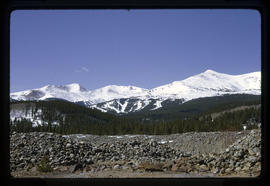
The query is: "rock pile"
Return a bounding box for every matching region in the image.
[167,130,261,176]
[10,130,261,177]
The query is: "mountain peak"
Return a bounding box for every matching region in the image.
[41,83,87,92]
[65,83,87,92]
[203,69,218,74]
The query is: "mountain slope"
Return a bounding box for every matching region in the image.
[122,94,261,122]
[10,100,122,133]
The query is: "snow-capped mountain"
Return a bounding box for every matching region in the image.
[149,70,261,100]
[10,70,261,114]
[10,83,91,103]
[10,83,149,104]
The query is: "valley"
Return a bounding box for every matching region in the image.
[9,69,262,178]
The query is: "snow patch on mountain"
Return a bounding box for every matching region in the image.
[120,100,129,113]
[90,105,108,113]
[10,108,53,127]
[151,100,163,110]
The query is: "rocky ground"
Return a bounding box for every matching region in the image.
[10,129,261,178]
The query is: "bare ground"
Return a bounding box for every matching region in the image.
[11,168,251,178]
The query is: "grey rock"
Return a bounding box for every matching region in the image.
[30,158,36,163]
[113,165,120,170]
[70,163,83,173]
[70,154,75,158]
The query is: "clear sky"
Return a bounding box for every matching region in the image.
[10,9,261,92]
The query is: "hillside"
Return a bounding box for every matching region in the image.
[123,94,261,122]
[10,100,122,134]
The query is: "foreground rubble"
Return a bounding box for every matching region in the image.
[10,130,261,177]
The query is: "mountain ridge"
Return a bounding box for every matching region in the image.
[10,70,261,113]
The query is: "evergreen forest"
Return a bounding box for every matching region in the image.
[10,94,261,135]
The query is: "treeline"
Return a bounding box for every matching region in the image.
[10,100,261,135]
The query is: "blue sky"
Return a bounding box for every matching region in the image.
[10,9,261,92]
